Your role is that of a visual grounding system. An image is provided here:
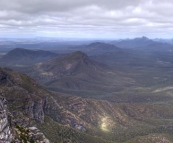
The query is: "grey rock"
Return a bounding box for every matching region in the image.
[0,96,50,143]
[0,96,13,143]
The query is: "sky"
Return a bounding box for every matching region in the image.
[0,0,173,39]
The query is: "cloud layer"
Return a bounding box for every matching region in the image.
[0,0,173,38]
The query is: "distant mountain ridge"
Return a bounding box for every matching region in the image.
[0,48,60,66]
[69,42,121,55]
[112,36,155,48]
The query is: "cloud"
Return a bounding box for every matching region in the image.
[0,0,143,13]
[0,0,173,38]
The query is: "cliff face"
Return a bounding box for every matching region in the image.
[23,99,46,123]
[0,67,48,125]
[0,96,13,143]
[0,67,51,142]
[0,96,50,143]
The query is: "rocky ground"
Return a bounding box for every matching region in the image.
[0,96,50,143]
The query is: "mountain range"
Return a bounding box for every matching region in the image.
[1,67,173,143]
[1,39,173,142]
[69,42,121,56]
[111,36,155,49]
[18,51,135,98]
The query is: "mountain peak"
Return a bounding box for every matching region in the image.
[68,51,88,60]
[71,51,87,56]
[134,36,149,41]
[88,42,116,47]
[23,51,103,82]
[52,51,89,63]
[141,36,149,40]
[88,42,104,47]
[6,48,29,55]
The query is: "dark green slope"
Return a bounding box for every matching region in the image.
[0,48,60,67]
[18,51,135,98]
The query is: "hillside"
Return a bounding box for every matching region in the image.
[68,42,122,56]
[1,67,173,142]
[0,67,112,142]
[19,51,135,97]
[0,96,50,142]
[0,48,60,67]
[112,36,155,49]
[90,50,152,67]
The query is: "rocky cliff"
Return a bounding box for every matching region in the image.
[0,96,50,143]
[0,67,48,125]
[0,96,13,143]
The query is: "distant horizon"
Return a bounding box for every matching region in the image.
[0,36,172,41]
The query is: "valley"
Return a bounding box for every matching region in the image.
[1,37,173,142]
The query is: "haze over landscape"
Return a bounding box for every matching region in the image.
[1,0,173,143]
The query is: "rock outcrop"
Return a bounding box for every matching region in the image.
[13,125,50,143]
[24,99,46,123]
[0,96,50,143]
[0,67,48,125]
[0,96,13,143]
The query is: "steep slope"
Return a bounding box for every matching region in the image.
[0,67,48,124]
[0,67,111,142]
[0,96,50,143]
[19,51,135,97]
[28,51,104,80]
[38,98,173,143]
[1,67,173,143]
[0,48,60,67]
[0,96,13,142]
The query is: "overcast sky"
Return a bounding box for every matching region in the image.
[0,0,173,39]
